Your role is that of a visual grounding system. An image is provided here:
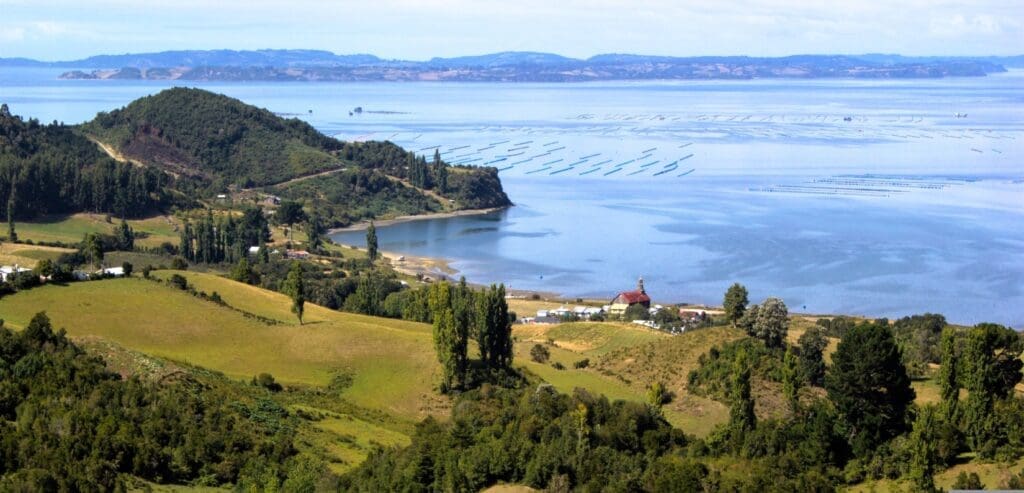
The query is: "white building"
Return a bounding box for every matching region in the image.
[0,265,32,282]
[99,267,125,277]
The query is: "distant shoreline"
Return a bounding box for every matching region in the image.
[327,206,507,234]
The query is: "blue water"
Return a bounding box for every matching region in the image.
[1,68,1022,326]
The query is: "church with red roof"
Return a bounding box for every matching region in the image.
[609,277,651,316]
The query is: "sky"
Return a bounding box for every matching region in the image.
[1,0,1021,61]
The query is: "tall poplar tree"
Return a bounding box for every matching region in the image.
[366,222,378,262]
[283,261,306,324]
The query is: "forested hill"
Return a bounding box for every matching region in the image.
[0,89,510,224]
[0,103,183,220]
[82,88,344,188]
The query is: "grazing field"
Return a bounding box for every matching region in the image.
[0,275,443,422]
[292,404,412,473]
[13,213,180,247]
[851,457,1024,491]
[0,242,73,267]
[512,322,733,436]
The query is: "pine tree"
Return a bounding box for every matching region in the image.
[826,322,915,456]
[797,327,827,386]
[782,347,802,415]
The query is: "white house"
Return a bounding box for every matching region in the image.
[248,246,262,255]
[99,267,125,277]
[0,265,32,282]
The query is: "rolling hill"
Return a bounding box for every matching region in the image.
[1,89,510,226]
[82,88,343,186]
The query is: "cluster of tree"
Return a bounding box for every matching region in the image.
[334,142,451,192]
[273,168,444,227]
[892,313,947,376]
[0,312,315,490]
[698,286,1024,491]
[178,208,270,264]
[428,279,516,392]
[0,108,178,220]
[342,385,692,492]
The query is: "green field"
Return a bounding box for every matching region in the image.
[0,242,73,268]
[513,322,732,436]
[13,213,181,247]
[0,274,441,422]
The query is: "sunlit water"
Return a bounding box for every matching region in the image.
[2,68,1022,326]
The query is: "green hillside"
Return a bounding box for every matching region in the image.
[83,88,341,187]
[0,104,180,219]
[0,274,444,420]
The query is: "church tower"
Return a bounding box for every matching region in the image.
[637,276,645,294]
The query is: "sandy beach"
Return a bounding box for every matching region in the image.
[327,206,507,234]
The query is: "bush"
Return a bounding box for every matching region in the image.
[551,362,565,370]
[251,373,283,392]
[624,303,650,321]
[168,274,189,290]
[574,358,590,369]
[171,257,188,270]
[530,344,550,363]
[953,471,984,490]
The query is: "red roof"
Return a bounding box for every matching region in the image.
[614,290,650,304]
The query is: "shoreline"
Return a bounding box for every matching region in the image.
[327,206,508,234]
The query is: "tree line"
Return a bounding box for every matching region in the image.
[0,110,179,220]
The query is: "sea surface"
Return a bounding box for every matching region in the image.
[1,67,1022,326]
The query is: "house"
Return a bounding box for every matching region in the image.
[99,267,125,277]
[286,250,310,259]
[0,265,32,283]
[608,277,651,316]
[248,246,262,256]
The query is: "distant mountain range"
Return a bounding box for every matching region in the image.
[2,49,1022,81]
